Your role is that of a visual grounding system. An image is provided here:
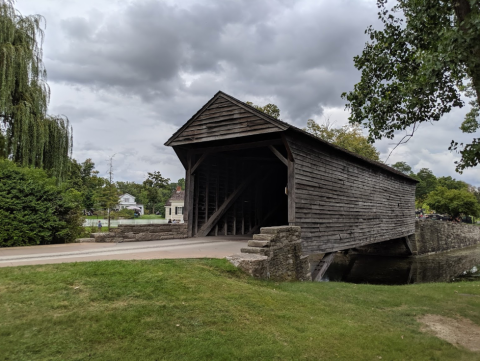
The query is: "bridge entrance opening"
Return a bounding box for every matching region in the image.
[189,144,288,237]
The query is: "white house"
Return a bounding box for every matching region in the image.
[165,186,185,222]
[118,193,144,215]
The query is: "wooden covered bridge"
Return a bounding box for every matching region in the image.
[165,91,417,255]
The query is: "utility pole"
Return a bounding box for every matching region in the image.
[107,154,116,231]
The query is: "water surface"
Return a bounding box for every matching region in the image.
[311,244,480,285]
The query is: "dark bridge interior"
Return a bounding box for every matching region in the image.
[191,145,288,237]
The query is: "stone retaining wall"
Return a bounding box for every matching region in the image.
[227,226,311,281]
[351,221,480,257]
[83,224,188,243]
[412,220,480,255]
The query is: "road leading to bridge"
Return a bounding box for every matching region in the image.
[0,236,249,267]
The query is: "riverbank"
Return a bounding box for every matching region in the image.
[1,259,479,360]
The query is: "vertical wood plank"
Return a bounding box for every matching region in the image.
[215,161,219,236]
[186,153,195,237]
[195,171,200,235]
[288,158,295,225]
[241,169,245,236]
[233,164,236,235]
[224,157,228,236]
[205,170,209,224]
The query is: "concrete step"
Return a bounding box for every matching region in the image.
[241,247,269,256]
[253,234,275,241]
[247,240,270,248]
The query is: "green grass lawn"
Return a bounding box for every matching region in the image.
[0,259,479,360]
[138,214,165,219]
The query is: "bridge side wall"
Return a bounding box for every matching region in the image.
[412,220,480,255]
[286,133,416,254]
[84,224,188,243]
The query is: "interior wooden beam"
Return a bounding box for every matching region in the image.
[195,172,258,237]
[311,252,336,281]
[190,139,282,155]
[190,153,208,174]
[281,134,294,162]
[185,154,195,237]
[268,145,288,166]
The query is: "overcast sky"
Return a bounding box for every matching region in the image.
[16,0,480,186]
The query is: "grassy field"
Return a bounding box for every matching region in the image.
[139,214,165,219]
[0,259,479,360]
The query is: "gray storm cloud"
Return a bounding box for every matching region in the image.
[47,0,378,125]
[15,0,479,186]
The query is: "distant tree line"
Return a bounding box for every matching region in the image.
[390,162,480,219]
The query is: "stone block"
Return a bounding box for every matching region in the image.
[247,240,270,247]
[75,238,95,243]
[91,232,116,239]
[94,236,116,243]
[230,225,310,281]
[135,233,160,241]
[226,253,268,279]
[240,247,270,256]
[260,225,301,235]
[253,234,275,241]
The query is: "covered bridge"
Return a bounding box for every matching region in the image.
[165,91,417,254]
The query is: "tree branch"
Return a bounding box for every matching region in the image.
[384,121,419,163]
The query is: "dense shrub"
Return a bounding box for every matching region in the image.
[116,208,135,219]
[0,160,84,247]
[425,186,480,219]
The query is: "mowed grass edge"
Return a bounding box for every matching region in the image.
[0,259,479,361]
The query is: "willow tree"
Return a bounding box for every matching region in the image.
[0,0,71,180]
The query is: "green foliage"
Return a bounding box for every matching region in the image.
[342,0,480,173]
[117,174,183,217]
[390,161,413,175]
[0,159,83,246]
[66,158,103,211]
[116,208,134,219]
[246,101,281,119]
[177,178,185,190]
[414,168,438,203]
[473,187,480,203]
[305,119,381,161]
[116,181,146,205]
[425,186,480,218]
[143,171,170,214]
[0,1,72,180]
[437,176,469,191]
[395,164,478,210]
[98,182,119,211]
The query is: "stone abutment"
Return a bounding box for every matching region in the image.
[227,226,311,281]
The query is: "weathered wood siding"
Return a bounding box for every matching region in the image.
[286,133,416,254]
[169,95,284,146]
